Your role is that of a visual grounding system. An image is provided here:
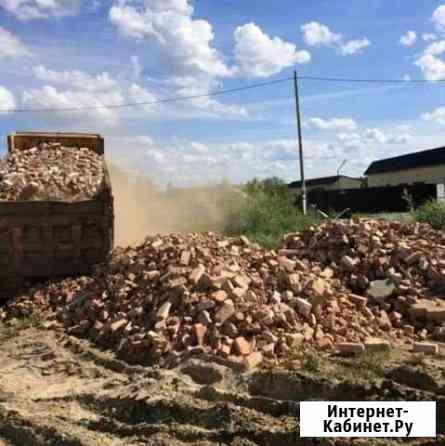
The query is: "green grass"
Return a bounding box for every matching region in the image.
[354,351,391,378]
[352,212,413,222]
[223,178,318,249]
[414,200,445,230]
[302,351,323,373]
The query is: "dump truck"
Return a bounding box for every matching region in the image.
[0,132,114,297]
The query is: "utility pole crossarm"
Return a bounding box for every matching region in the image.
[294,71,307,215]
[337,159,347,177]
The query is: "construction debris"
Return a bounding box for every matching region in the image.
[0,143,104,201]
[336,342,365,355]
[2,219,445,368]
[282,219,445,333]
[364,337,391,352]
[412,342,439,355]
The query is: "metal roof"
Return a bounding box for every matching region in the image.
[365,146,445,175]
[288,175,360,188]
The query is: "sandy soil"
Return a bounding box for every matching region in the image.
[0,323,443,446]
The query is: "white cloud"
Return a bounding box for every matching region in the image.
[109,0,245,117]
[109,135,305,186]
[233,22,310,78]
[0,86,15,112]
[135,135,154,145]
[128,83,156,112]
[336,134,362,151]
[109,0,232,78]
[433,5,445,32]
[423,40,445,56]
[418,6,445,80]
[109,123,418,187]
[0,0,80,20]
[21,85,124,124]
[387,134,412,144]
[190,141,209,154]
[338,127,412,148]
[363,128,411,145]
[34,65,117,91]
[422,33,437,42]
[301,21,370,56]
[422,106,445,125]
[226,142,255,153]
[109,1,155,39]
[415,40,445,80]
[0,26,30,59]
[301,21,341,46]
[338,38,371,55]
[171,75,247,117]
[337,132,361,142]
[396,124,413,132]
[130,55,143,80]
[399,31,417,47]
[417,54,445,80]
[364,128,387,144]
[306,117,358,131]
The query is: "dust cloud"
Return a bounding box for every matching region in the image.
[108,165,241,247]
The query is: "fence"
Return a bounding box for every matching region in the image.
[306,183,438,214]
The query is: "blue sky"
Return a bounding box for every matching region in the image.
[1,0,445,185]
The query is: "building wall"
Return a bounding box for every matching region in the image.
[289,183,334,194]
[367,165,445,187]
[337,177,363,190]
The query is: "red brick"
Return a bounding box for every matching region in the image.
[214,302,235,324]
[194,323,207,346]
[233,336,251,355]
[243,352,263,370]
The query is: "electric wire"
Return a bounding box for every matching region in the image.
[0,74,443,114]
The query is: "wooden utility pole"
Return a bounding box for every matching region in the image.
[294,70,307,215]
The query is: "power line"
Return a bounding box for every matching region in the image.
[0,77,293,114]
[299,75,445,84]
[0,74,443,114]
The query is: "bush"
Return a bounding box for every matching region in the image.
[223,178,318,249]
[414,200,445,230]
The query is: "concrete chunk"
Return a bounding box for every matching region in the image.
[364,338,391,352]
[413,342,439,355]
[367,280,395,303]
[336,342,365,355]
[294,298,312,317]
[243,352,263,370]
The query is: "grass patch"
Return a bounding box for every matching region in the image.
[338,350,391,380]
[355,351,391,377]
[414,199,445,230]
[302,351,323,373]
[223,177,319,249]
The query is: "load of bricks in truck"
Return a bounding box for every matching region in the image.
[0,132,113,297]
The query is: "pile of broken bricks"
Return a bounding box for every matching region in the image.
[282,219,445,356]
[2,219,444,370]
[0,142,104,202]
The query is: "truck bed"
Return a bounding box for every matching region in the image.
[0,132,114,298]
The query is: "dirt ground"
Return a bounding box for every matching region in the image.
[0,323,443,446]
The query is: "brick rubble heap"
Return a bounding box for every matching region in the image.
[283,219,445,337]
[0,142,104,202]
[2,220,445,368]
